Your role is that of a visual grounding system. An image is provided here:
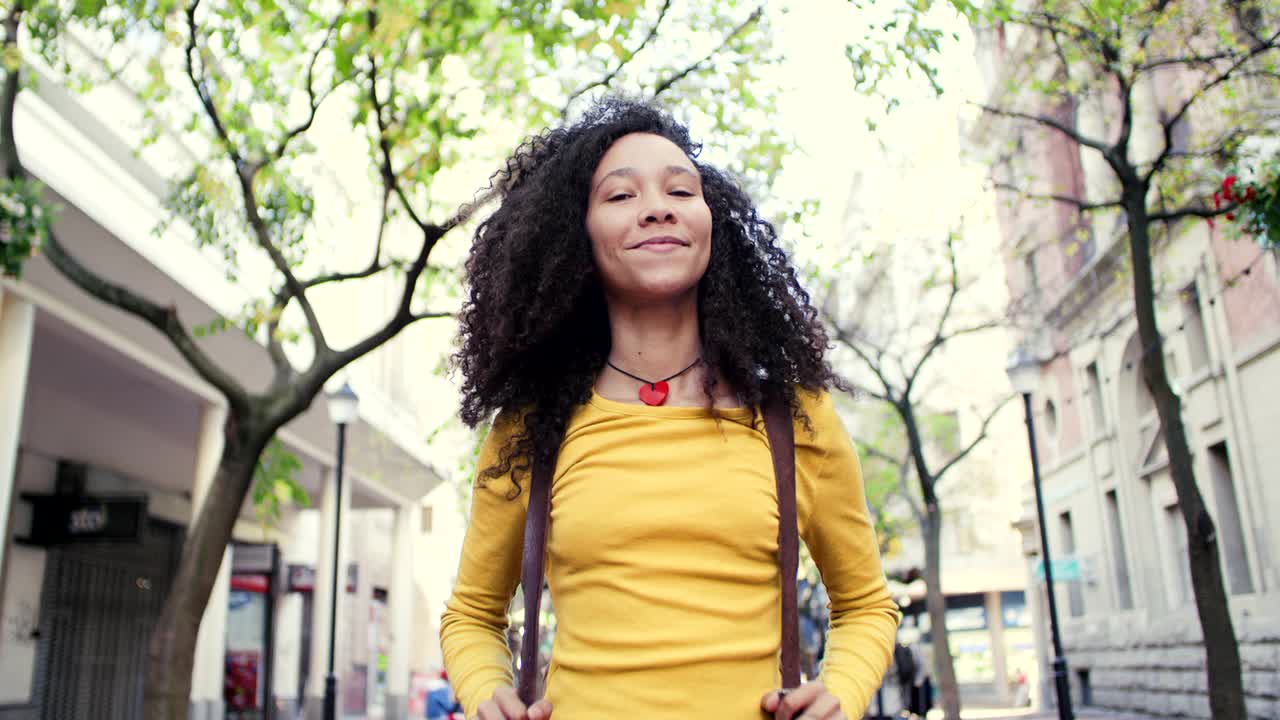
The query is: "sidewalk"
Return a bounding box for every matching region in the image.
[926,708,1161,720]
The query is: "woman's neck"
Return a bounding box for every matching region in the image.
[598,294,708,404]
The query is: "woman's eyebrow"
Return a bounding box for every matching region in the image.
[593,165,700,193]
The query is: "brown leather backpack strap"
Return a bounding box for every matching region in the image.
[518,451,554,706]
[763,396,801,690]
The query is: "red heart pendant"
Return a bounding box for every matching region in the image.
[638,381,669,406]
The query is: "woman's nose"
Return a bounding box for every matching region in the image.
[640,203,675,225]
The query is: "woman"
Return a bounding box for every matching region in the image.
[442,98,899,720]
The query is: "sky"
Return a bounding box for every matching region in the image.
[766,0,994,252]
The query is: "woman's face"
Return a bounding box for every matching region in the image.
[585,132,713,304]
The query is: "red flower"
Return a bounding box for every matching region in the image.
[1226,213,1235,221]
[1223,176,1238,201]
[1214,190,1222,210]
[1207,216,1216,229]
[1245,186,1257,202]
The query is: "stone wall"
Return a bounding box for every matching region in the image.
[1061,603,1279,718]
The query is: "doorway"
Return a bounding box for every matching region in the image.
[35,519,182,719]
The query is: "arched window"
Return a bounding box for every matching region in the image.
[1043,398,1060,439]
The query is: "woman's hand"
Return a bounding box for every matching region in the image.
[475,686,553,720]
[760,682,847,720]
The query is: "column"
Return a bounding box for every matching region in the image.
[1015,511,1051,711]
[305,466,350,720]
[188,404,230,720]
[0,289,35,592]
[987,591,1009,704]
[386,504,415,720]
[348,516,370,717]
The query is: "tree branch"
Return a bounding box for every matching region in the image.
[562,0,673,116]
[41,233,252,409]
[933,393,1016,482]
[184,0,242,170]
[1144,30,1280,182]
[836,373,891,403]
[904,235,1004,395]
[185,0,328,351]
[651,5,763,98]
[859,440,902,467]
[1149,201,1238,224]
[829,321,898,401]
[992,181,1124,212]
[292,186,393,296]
[906,233,962,397]
[1139,50,1238,71]
[368,48,432,234]
[975,102,1112,154]
[265,8,346,164]
[896,449,924,526]
[854,437,921,522]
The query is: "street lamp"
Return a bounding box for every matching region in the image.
[1006,348,1074,720]
[323,382,359,720]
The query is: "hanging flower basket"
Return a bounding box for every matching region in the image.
[0,177,52,278]
[1213,162,1280,249]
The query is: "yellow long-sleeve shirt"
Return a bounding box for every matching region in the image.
[440,389,900,719]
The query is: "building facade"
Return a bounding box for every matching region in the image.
[970,16,1280,719]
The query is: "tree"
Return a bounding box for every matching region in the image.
[822,231,1013,720]
[961,1,1280,716]
[0,1,783,716]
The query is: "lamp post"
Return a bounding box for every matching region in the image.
[323,382,359,720]
[1006,348,1074,720]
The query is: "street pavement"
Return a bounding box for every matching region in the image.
[922,708,1162,720]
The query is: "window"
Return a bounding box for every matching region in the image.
[1137,372,1155,418]
[1024,250,1040,297]
[1000,591,1029,627]
[1182,283,1210,373]
[1208,443,1253,594]
[1086,363,1106,432]
[1105,490,1134,609]
[1164,503,1193,607]
[1043,399,1060,440]
[1060,511,1084,617]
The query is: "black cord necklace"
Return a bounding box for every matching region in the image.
[606,357,702,406]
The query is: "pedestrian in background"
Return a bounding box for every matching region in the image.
[440,98,901,720]
[424,670,463,720]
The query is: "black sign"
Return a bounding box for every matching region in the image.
[16,494,148,545]
[287,564,315,592]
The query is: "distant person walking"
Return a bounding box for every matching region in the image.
[424,670,463,720]
[893,629,931,716]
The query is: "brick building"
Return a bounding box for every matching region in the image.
[968,15,1280,720]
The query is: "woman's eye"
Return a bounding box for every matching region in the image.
[670,189,694,197]
[607,193,631,202]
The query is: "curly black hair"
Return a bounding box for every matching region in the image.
[453,97,839,495]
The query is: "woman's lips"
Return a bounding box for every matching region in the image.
[631,236,688,252]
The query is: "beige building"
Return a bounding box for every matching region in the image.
[969,16,1280,720]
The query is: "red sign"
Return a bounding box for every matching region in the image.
[224,650,260,710]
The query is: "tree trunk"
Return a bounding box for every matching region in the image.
[923,507,961,720]
[144,425,267,719]
[1124,189,1246,719]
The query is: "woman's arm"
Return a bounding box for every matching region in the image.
[440,416,529,717]
[795,391,902,717]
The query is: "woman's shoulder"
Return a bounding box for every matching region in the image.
[792,386,839,427]
[788,386,852,456]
